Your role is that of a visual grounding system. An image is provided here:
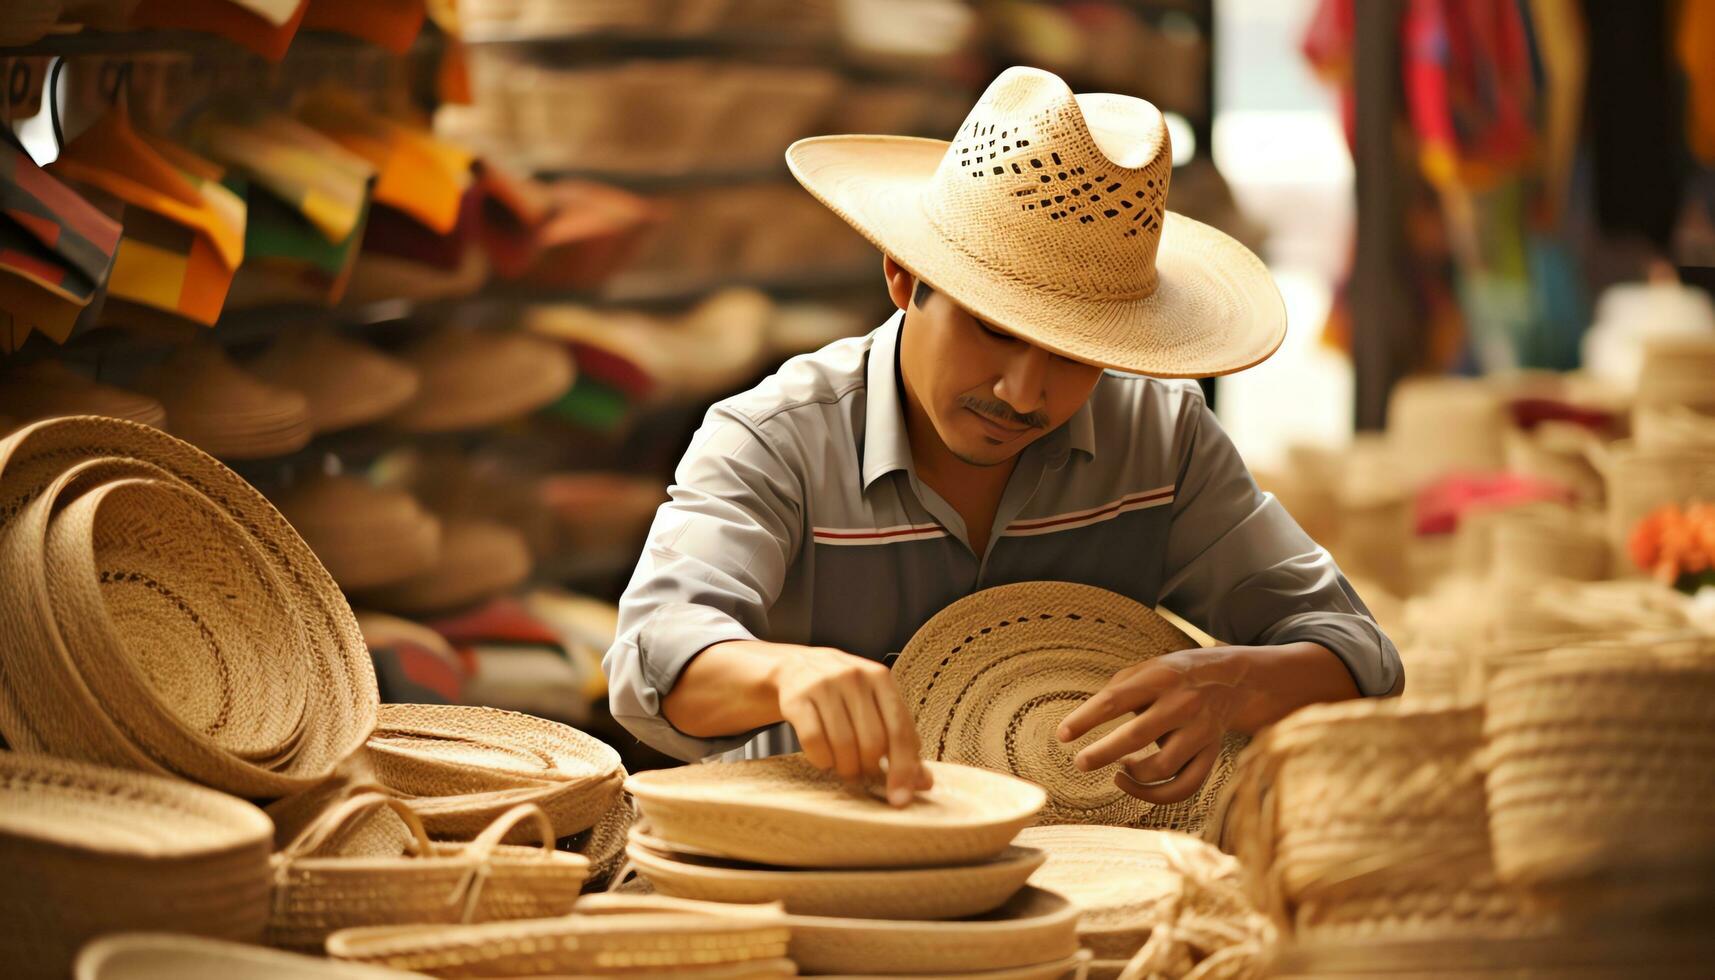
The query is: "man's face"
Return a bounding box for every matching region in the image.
[899,284,1105,467]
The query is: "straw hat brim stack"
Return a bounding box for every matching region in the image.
[248,328,422,434]
[75,933,427,980]
[1013,825,1180,959]
[0,416,377,796]
[0,360,168,430]
[626,753,1046,869]
[1,752,274,980]
[134,344,313,460]
[276,474,443,592]
[784,887,1081,976]
[894,581,1243,835]
[351,518,531,615]
[386,327,574,433]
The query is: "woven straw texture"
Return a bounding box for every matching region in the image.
[276,474,442,591]
[0,751,273,980]
[1270,931,1715,979]
[354,518,531,615]
[627,827,1046,919]
[267,793,588,951]
[1634,405,1715,453]
[76,933,428,979]
[626,753,1046,869]
[1483,648,1715,888]
[895,581,1243,835]
[248,327,421,434]
[1219,699,1539,946]
[385,327,574,433]
[1636,336,1715,413]
[326,897,791,977]
[1486,503,1609,585]
[819,954,1091,980]
[787,66,1284,379]
[135,344,313,460]
[1020,825,1272,977]
[576,789,639,889]
[368,703,626,842]
[0,416,377,795]
[783,886,1079,975]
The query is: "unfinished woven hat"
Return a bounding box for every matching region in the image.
[894,581,1244,834]
[0,752,274,980]
[785,65,1283,379]
[247,327,422,434]
[626,752,1046,869]
[385,326,575,433]
[626,826,1046,920]
[0,417,377,795]
[353,518,532,615]
[0,360,167,430]
[275,473,443,591]
[134,343,313,459]
[76,933,427,980]
[783,886,1080,975]
[266,793,588,952]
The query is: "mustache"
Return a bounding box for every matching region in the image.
[958,394,1048,430]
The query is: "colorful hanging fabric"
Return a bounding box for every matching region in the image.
[296,90,472,235]
[1403,0,1538,191]
[131,0,309,62]
[302,0,426,55]
[1679,0,1715,166]
[0,134,123,348]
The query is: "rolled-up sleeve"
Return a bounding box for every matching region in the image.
[603,409,804,760]
[1157,390,1404,697]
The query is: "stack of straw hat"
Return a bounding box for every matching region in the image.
[1635,336,1715,415]
[624,753,1087,978]
[266,793,588,952]
[893,581,1245,835]
[275,473,443,592]
[1483,501,1610,584]
[0,416,377,797]
[385,326,574,434]
[1,752,274,980]
[134,344,314,460]
[1016,825,1273,980]
[75,933,422,980]
[0,360,168,430]
[352,518,532,615]
[247,327,422,435]
[1386,376,1509,489]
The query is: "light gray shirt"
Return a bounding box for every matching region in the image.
[604,312,1402,762]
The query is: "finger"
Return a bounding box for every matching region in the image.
[815,693,863,783]
[1115,738,1220,805]
[1072,688,1197,772]
[1058,662,1175,743]
[1120,720,1217,786]
[841,683,888,782]
[788,698,832,771]
[870,681,927,806]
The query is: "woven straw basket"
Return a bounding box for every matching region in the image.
[894,581,1244,835]
[0,751,274,980]
[326,896,791,977]
[1483,647,1715,890]
[76,933,426,979]
[626,753,1046,869]
[783,886,1081,976]
[0,416,376,796]
[625,828,1046,919]
[1219,698,1538,943]
[267,793,588,951]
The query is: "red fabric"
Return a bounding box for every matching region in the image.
[1507,397,1617,434]
[1415,472,1574,536]
[428,596,562,648]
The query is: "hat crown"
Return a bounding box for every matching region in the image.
[925,67,1172,301]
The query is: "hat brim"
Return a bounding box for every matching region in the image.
[787,135,1286,379]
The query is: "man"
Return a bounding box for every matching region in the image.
[604,67,1401,808]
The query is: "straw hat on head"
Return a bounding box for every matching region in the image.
[786,65,1284,378]
[893,581,1245,835]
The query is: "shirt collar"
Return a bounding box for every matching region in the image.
[860,310,1100,488]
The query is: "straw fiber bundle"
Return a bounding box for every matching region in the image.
[385,326,573,434]
[353,518,531,615]
[326,896,791,977]
[267,793,588,951]
[1219,699,1537,943]
[0,416,377,795]
[276,474,443,592]
[0,752,273,980]
[135,344,313,460]
[76,933,427,980]
[894,581,1243,835]
[248,327,422,434]
[626,752,1045,869]
[625,827,1046,919]
[0,360,167,430]
[1483,647,1715,891]
[783,886,1080,976]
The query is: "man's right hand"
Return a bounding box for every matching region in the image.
[765,644,935,806]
